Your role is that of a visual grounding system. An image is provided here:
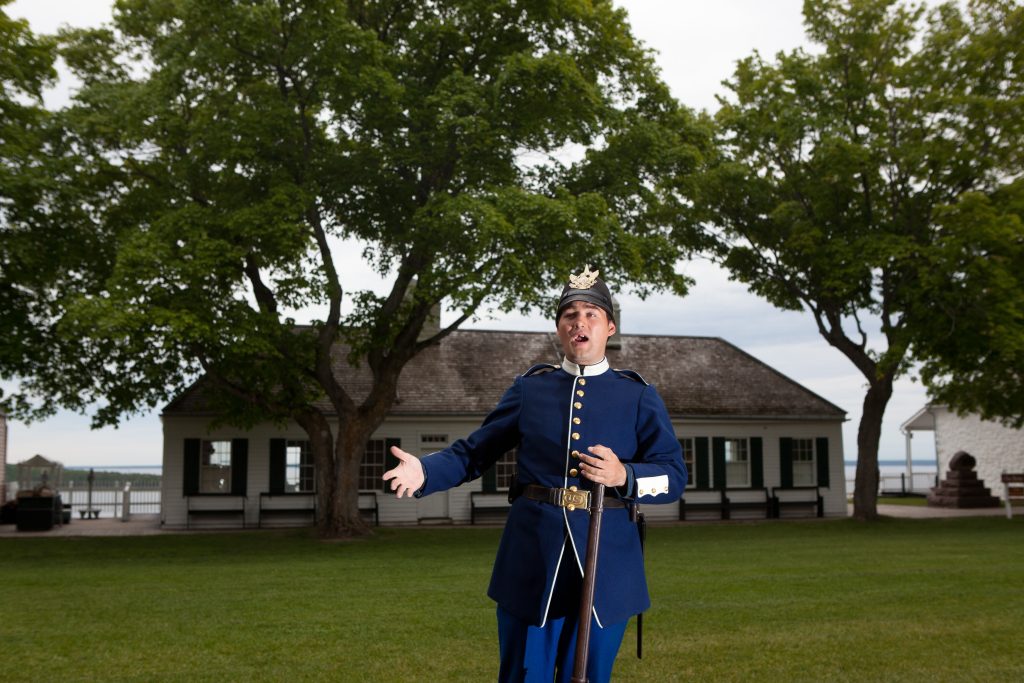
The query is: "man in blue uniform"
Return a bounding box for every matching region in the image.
[384,265,687,682]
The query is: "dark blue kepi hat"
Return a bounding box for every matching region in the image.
[557,264,614,322]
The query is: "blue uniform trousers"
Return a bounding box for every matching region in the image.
[496,549,628,682]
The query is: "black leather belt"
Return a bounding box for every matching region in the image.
[522,484,626,512]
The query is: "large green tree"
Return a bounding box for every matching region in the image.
[0,0,708,534]
[0,1,58,400]
[696,0,1024,520]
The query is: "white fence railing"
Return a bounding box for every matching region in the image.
[61,483,161,518]
[845,471,938,497]
[6,480,162,519]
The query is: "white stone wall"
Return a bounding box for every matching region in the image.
[162,413,847,526]
[933,407,1024,501]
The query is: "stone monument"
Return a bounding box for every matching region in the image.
[927,450,1000,508]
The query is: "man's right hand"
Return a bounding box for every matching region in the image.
[382,445,425,498]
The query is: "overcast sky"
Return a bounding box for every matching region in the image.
[4,0,936,469]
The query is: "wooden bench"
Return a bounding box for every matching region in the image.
[258,492,316,528]
[725,487,772,519]
[679,489,728,520]
[1002,473,1024,520]
[680,489,771,520]
[256,493,378,527]
[771,486,823,518]
[186,496,246,529]
[470,491,511,524]
[359,492,380,527]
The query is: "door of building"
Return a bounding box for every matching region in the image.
[416,449,451,523]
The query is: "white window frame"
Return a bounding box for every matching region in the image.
[494,449,517,491]
[360,440,386,492]
[200,440,232,494]
[724,438,749,488]
[791,438,816,486]
[679,438,695,489]
[285,440,315,493]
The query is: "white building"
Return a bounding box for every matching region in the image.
[161,330,848,528]
[0,411,7,505]
[902,405,1024,501]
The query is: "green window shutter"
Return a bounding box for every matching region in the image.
[712,437,726,490]
[269,438,286,494]
[383,438,401,493]
[231,438,248,496]
[816,437,830,487]
[183,438,200,496]
[695,437,710,490]
[780,437,794,489]
[750,437,764,488]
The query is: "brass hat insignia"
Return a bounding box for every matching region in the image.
[568,264,600,290]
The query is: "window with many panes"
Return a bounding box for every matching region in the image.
[679,438,695,488]
[360,440,386,492]
[494,449,517,490]
[421,434,448,447]
[285,440,315,493]
[724,438,749,487]
[200,440,232,493]
[791,438,816,486]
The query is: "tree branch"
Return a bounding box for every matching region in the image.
[304,202,351,417]
[243,253,279,316]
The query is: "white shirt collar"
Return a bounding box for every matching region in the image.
[561,356,610,377]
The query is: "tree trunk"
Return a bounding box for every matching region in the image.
[327,420,373,537]
[851,374,894,521]
[293,406,384,537]
[295,409,341,535]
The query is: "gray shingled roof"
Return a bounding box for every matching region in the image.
[164,330,845,421]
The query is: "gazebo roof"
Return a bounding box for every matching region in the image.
[18,454,62,469]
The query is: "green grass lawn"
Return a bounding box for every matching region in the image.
[876,496,929,506]
[2,518,1022,682]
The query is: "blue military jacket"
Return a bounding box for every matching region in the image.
[417,357,687,627]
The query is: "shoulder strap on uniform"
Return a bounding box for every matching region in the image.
[522,363,558,377]
[612,368,650,385]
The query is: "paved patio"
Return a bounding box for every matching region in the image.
[873,502,1009,519]
[0,513,164,537]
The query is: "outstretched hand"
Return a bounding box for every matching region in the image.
[382,445,425,498]
[578,444,627,488]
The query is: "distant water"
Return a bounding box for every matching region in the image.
[66,465,162,476]
[846,460,936,474]
[843,460,937,494]
[844,460,938,467]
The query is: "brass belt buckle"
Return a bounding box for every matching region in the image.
[559,486,590,512]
